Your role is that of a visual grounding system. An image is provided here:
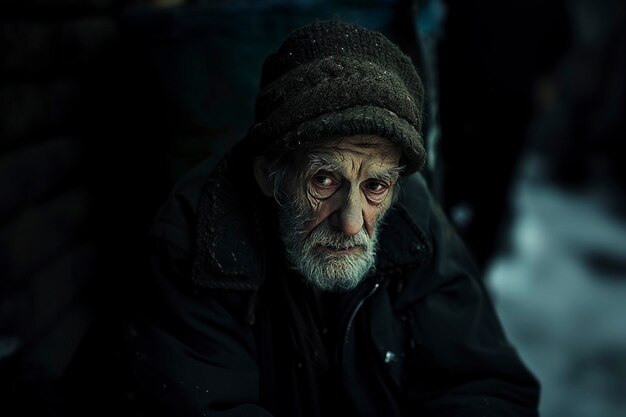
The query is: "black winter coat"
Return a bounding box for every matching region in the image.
[126,140,539,417]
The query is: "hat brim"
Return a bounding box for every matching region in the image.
[266,105,426,175]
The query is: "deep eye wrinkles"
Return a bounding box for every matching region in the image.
[361,179,391,205]
[309,171,340,199]
[303,148,401,208]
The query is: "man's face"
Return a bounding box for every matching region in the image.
[278,135,402,292]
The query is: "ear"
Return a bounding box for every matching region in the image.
[253,157,273,197]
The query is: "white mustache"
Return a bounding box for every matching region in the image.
[306,224,371,251]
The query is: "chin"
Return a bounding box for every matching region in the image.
[299,255,374,292]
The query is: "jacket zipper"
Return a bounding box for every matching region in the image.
[341,282,380,377]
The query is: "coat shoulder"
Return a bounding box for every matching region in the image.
[149,152,265,291]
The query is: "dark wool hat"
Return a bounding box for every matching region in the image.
[247,20,426,174]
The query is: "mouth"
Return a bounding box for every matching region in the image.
[316,245,364,254]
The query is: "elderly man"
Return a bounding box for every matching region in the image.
[127,20,539,417]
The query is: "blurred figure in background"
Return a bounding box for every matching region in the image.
[486,1,626,417]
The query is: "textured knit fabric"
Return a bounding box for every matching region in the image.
[247,20,427,174]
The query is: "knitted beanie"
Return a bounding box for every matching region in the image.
[247,20,426,174]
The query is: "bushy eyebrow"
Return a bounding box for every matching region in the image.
[368,165,404,183]
[305,153,344,176]
[305,153,403,183]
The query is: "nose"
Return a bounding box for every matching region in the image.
[329,188,364,236]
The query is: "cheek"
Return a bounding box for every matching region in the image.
[301,195,335,235]
[362,203,389,235]
[362,210,378,235]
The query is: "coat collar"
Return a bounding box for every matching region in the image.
[376,202,431,273]
[191,153,267,290]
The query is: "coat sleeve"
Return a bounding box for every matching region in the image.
[125,224,273,417]
[401,182,540,417]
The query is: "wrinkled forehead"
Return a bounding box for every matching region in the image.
[305,135,402,169]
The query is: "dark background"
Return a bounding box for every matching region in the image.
[3,0,619,415]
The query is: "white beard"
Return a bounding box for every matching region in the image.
[278,199,380,292]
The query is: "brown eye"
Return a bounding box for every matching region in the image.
[312,172,338,189]
[310,172,339,198]
[314,175,334,187]
[364,181,388,195]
